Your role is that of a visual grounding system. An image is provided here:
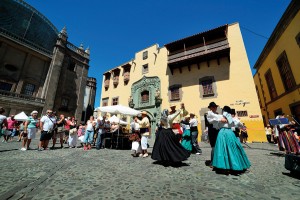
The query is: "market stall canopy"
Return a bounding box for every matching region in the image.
[14,111,28,121]
[95,105,141,116]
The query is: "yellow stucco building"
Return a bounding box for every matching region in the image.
[100,23,266,142]
[253,0,300,126]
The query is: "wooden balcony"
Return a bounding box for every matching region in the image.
[113,76,119,85]
[104,80,110,88]
[167,39,230,74]
[124,72,130,82]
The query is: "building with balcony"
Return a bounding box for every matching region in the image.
[100,23,266,142]
[0,0,90,119]
[253,0,300,125]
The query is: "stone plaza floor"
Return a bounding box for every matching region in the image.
[0,136,300,200]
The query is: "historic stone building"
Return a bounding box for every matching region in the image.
[0,0,91,120]
[100,23,266,142]
[254,0,300,125]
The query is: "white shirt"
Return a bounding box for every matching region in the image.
[0,114,6,125]
[86,120,95,131]
[40,115,56,131]
[161,110,181,129]
[206,111,222,129]
[190,118,198,127]
[130,121,140,131]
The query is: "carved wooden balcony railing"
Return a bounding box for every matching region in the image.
[168,39,230,65]
[104,80,110,88]
[113,76,119,85]
[123,72,130,82]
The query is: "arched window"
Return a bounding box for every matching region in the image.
[141,90,149,103]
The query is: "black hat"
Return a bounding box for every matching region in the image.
[230,109,236,115]
[208,102,218,108]
[222,106,231,113]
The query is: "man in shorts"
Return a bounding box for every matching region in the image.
[51,114,65,149]
[39,110,56,151]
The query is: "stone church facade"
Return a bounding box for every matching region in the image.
[0,0,91,120]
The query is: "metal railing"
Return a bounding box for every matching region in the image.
[0,90,45,104]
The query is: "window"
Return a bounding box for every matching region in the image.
[237,111,248,117]
[102,98,109,106]
[199,76,216,98]
[142,64,149,74]
[143,51,148,60]
[276,51,296,91]
[0,81,13,91]
[141,91,149,103]
[112,97,119,105]
[202,79,214,96]
[170,87,180,101]
[255,85,262,108]
[22,83,35,96]
[265,70,277,99]
[68,60,76,71]
[296,32,300,47]
[61,98,69,107]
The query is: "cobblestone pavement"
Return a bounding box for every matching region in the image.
[0,134,300,200]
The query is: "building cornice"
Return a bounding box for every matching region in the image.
[253,0,300,70]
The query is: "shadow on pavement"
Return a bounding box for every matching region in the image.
[282,172,300,180]
[0,148,19,153]
[152,161,190,168]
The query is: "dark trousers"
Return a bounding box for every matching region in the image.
[191,131,202,153]
[208,127,219,162]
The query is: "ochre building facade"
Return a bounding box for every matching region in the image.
[100,23,266,142]
[253,0,300,125]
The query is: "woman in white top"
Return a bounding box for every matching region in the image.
[151,109,190,164]
[83,116,96,150]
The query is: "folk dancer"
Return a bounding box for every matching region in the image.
[189,113,202,155]
[212,106,251,173]
[170,103,189,141]
[206,102,225,165]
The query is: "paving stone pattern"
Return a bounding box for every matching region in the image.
[0,134,300,200]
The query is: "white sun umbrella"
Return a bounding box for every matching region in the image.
[95,104,141,116]
[109,115,128,125]
[14,111,28,121]
[95,105,140,149]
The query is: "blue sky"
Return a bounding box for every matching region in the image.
[25,0,291,107]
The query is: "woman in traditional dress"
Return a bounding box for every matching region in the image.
[181,116,192,153]
[151,109,190,164]
[212,106,251,173]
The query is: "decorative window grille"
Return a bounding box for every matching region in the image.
[112,97,119,105]
[202,79,214,96]
[22,83,35,96]
[265,70,277,99]
[170,87,180,101]
[237,111,248,117]
[276,51,296,91]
